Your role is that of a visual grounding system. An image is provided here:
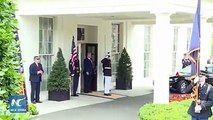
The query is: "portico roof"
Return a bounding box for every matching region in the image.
[16,0,213,23]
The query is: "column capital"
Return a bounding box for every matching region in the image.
[200,14,213,23]
[151,10,175,17]
[201,15,212,20]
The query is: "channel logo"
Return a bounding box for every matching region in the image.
[9,95,27,113]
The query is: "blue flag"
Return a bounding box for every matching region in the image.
[188,0,201,76]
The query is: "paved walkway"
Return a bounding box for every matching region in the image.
[33,94,113,116]
[32,93,153,120]
[31,83,153,120]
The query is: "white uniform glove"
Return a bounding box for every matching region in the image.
[195,105,202,113]
[86,72,89,75]
[193,76,200,84]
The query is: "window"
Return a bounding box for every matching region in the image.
[172,27,179,73]
[144,26,151,77]
[39,17,54,91]
[112,24,120,53]
[77,28,85,41]
[186,27,192,51]
[111,24,120,82]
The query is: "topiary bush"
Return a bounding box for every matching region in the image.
[116,48,133,89]
[116,48,133,81]
[47,48,70,91]
[139,99,213,120]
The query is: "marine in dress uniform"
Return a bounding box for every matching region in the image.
[101,52,112,96]
[186,71,213,120]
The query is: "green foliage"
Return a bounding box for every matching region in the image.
[29,103,38,115]
[0,101,31,120]
[0,0,22,104]
[47,48,70,91]
[0,0,33,119]
[116,48,133,81]
[138,99,213,120]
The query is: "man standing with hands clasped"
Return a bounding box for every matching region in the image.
[83,52,93,93]
[29,56,44,104]
[187,71,213,120]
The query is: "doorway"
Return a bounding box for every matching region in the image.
[79,43,98,92]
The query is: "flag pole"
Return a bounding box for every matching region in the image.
[70,36,77,96]
[192,50,200,105]
[15,30,29,112]
[188,48,200,104]
[187,0,201,106]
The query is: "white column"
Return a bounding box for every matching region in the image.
[200,16,212,70]
[123,21,132,49]
[152,13,172,104]
[97,21,111,91]
[129,25,144,87]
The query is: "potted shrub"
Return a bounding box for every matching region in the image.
[116,48,133,90]
[47,48,70,101]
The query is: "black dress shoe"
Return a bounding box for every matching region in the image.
[31,101,36,104]
[84,91,89,93]
[72,94,79,97]
[36,101,42,103]
[104,93,111,96]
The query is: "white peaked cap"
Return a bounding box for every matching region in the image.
[105,51,110,57]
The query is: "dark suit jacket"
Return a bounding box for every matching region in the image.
[83,58,93,75]
[29,63,44,82]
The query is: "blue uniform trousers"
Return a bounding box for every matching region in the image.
[73,75,79,95]
[192,116,208,120]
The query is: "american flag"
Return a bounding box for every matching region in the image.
[70,36,77,71]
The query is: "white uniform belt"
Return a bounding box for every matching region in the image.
[104,67,111,69]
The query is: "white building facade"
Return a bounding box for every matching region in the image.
[16,0,213,103]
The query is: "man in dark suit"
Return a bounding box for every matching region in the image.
[187,71,213,120]
[83,52,93,93]
[29,56,44,104]
[69,56,80,96]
